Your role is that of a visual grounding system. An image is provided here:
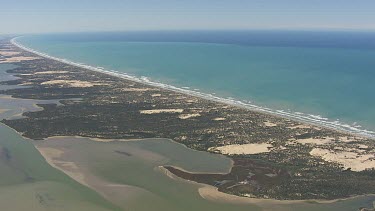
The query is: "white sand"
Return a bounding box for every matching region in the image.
[37,147,88,186]
[197,185,351,206]
[294,137,334,145]
[34,70,69,75]
[310,148,375,171]
[0,108,10,114]
[41,80,106,88]
[151,94,162,97]
[287,124,311,129]
[0,51,20,56]
[213,117,226,121]
[178,113,201,119]
[338,136,362,142]
[357,144,369,149]
[0,56,39,63]
[264,121,277,127]
[121,88,155,92]
[140,109,184,114]
[210,143,273,155]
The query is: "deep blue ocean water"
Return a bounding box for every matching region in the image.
[16,30,375,135]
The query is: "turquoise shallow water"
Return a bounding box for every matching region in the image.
[16,31,375,135]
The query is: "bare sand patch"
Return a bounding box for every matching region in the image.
[213,117,226,121]
[34,70,69,75]
[0,108,10,114]
[179,113,201,119]
[151,93,162,97]
[140,109,184,114]
[287,124,311,129]
[264,121,277,127]
[294,137,334,145]
[41,80,106,88]
[209,143,273,155]
[0,51,20,56]
[338,136,363,142]
[0,95,14,99]
[310,148,375,171]
[121,88,155,92]
[0,56,39,63]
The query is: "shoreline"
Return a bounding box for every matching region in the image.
[3,38,375,204]
[10,37,375,139]
[159,165,375,205]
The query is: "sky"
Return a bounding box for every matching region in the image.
[1,0,375,34]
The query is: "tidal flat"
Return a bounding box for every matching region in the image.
[0,98,119,211]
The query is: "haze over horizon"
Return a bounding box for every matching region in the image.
[1,0,375,34]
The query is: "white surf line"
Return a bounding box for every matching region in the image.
[11,37,375,139]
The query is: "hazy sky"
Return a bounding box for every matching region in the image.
[1,0,375,34]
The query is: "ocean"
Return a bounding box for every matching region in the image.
[15,30,375,137]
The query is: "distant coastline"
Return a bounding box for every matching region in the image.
[12,37,375,139]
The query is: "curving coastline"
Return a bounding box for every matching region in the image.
[4,36,375,202]
[10,37,375,139]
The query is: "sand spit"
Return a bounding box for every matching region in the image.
[41,80,106,88]
[34,138,155,210]
[197,185,363,207]
[44,135,142,143]
[310,148,375,171]
[140,109,184,114]
[36,147,89,187]
[159,166,360,209]
[209,143,273,155]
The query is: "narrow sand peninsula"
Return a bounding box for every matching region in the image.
[34,137,157,209]
[158,166,362,208]
[197,185,349,205]
[43,135,142,143]
[37,146,89,187]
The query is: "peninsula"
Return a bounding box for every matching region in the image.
[1,38,375,201]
